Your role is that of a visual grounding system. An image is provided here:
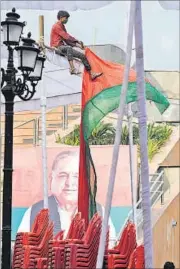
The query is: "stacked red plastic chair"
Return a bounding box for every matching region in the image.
[48,230,64,268]
[12,209,51,269]
[64,213,102,269]
[128,245,145,269]
[104,221,137,269]
[51,212,85,269]
[21,222,53,268]
[105,227,110,255]
[35,258,48,269]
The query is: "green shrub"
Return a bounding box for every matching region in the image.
[56,122,172,161]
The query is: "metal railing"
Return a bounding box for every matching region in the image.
[0,118,37,145]
[117,170,165,242]
[0,104,81,147]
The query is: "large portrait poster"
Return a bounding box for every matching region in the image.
[12,145,137,242]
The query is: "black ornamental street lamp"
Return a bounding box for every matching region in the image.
[1,8,46,269]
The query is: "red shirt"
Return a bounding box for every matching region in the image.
[50,21,78,48]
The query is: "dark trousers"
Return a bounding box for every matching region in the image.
[56,45,91,71]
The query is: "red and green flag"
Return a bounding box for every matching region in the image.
[78,48,170,226]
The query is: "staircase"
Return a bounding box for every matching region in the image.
[117,170,165,242]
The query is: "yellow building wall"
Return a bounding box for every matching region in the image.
[153,193,180,268]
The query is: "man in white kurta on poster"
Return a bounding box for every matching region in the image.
[18,150,116,247]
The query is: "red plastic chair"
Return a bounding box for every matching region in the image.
[13,209,49,269]
[104,222,130,268]
[21,222,53,269]
[128,245,145,269]
[103,222,136,269]
[51,212,85,269]
[48,230,64,268]
[65,213,102,268]
[35,258,48,269]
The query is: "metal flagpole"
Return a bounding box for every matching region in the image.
[125,7,137,231]
[134,1,154,267]
[0,30,2,269]
[39,15,48,209]
[127,103,137,228]
[96,1,136,268]
[41,83,48,209]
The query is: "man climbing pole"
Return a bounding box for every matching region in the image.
[50,10,103,80]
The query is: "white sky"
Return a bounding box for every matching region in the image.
[1,1,179,70]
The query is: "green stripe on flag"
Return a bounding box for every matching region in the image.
[82,82,169,140]
[82,81,169,218]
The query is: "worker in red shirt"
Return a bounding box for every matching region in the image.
[50,10,103,80]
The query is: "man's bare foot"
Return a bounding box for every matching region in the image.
[91,72,103,81]
[70,68,81,75]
